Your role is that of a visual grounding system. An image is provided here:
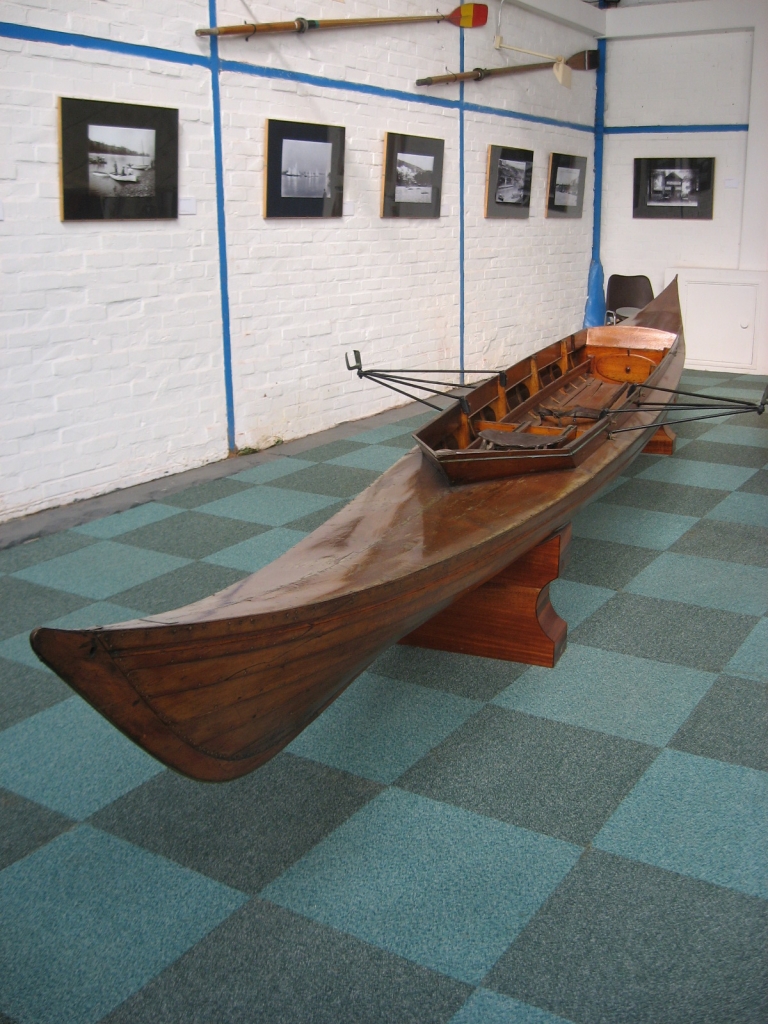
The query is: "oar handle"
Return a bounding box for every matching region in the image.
[417,60,552,86]
[197,14,446,37]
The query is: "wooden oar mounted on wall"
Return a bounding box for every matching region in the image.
[196,4,488,38]
[416,48,599,88]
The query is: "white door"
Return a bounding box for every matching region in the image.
[683,281,757,367]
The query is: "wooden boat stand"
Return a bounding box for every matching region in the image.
[401,523,571,668]
[400,426,674,668]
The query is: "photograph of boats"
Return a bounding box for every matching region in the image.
[554,167,580,206]
[59,97,177,220]
[265,119,344,218]
[382,133,444,218]
[87,124,155,199]
[281,138,333,199]
[394,152,434,203]
[496,159,527,203]
[546,152,587,218]
[633,157,714,219]
[485,145,533,218]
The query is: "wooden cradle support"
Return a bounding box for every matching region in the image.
[400,523,571,668]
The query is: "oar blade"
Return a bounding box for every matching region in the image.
[446,4,488,28]
[565,49,600,71]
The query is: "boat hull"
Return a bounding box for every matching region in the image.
[30,284,685,782]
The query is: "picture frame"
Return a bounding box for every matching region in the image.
[633,157,714,219]
[545,153,587,219]
[265,119,345,218]
[382,133,444,219]
[485,145,534,219]
[59,97,178,221]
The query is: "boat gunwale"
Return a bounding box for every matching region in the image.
[413,327,679,480]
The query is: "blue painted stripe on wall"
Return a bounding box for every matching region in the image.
[220,57,596,133]
[2,23,738,139]
[462,100,594,134]
[0,20,596,134]
[208,1,236,452]
[592,37,606,263]
[0,20,210,68]
[605,123,748,134]
[459,33,465,377]
[220,56,460,112]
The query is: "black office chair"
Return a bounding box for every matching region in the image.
[605,275,654,324]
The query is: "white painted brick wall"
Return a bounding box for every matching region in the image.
[219,4,596,450]
[463,111,593,374]
[1,1,597,520]
[600,31,752,295]
[0,37,226,523]
[1,0,209,56]
[604,32,752,127]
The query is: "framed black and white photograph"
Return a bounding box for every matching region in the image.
[545,153,587,219]
[382,133,444,218]
[59,97,178,221]
[633,157,714,219]
[485,145,534,219]
[265,119,345,218]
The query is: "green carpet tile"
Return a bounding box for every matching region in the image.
[1,374,767,1024]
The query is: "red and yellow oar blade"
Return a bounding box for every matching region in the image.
[446,4,488,28]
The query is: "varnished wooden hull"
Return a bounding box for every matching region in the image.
[30,283,684,782]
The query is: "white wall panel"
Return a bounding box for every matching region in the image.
[604,31,752,127]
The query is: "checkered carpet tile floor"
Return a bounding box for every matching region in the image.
[0,370,766,1024]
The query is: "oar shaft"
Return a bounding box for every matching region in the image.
[197,14,446,37]
[417,60,553,86]
[417,49,598,86]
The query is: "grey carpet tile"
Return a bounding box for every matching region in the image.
[669,439,767,468]
[614,453,664,479]
[668,675,767,771]
[484,849,768,1024]
[0,658,71,731]
[738,469,768,495]
[161,477,254,510]
[292,439,369,463]
[110,563,249,616]
[393,413,435,430]
[378,433,418,449]
[0,1013,18,1024]
[396,706,659,846]
[0,788,75,871]
[102,898,472,1024]
[117,512,269,559]
[560,537,660,590]
[0,577,89,641]
[712,377,767,392]
[668,418,725,439]
[570,593,759,672]
[286,500,347,532]
[668,518,768,567]
[0,532,96,573]
[680,371,738,382]
[371,645,529,701]
[269,463,379,499]
[90,753,383,894]
[599,478,728,517]
[719,409,768,430]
